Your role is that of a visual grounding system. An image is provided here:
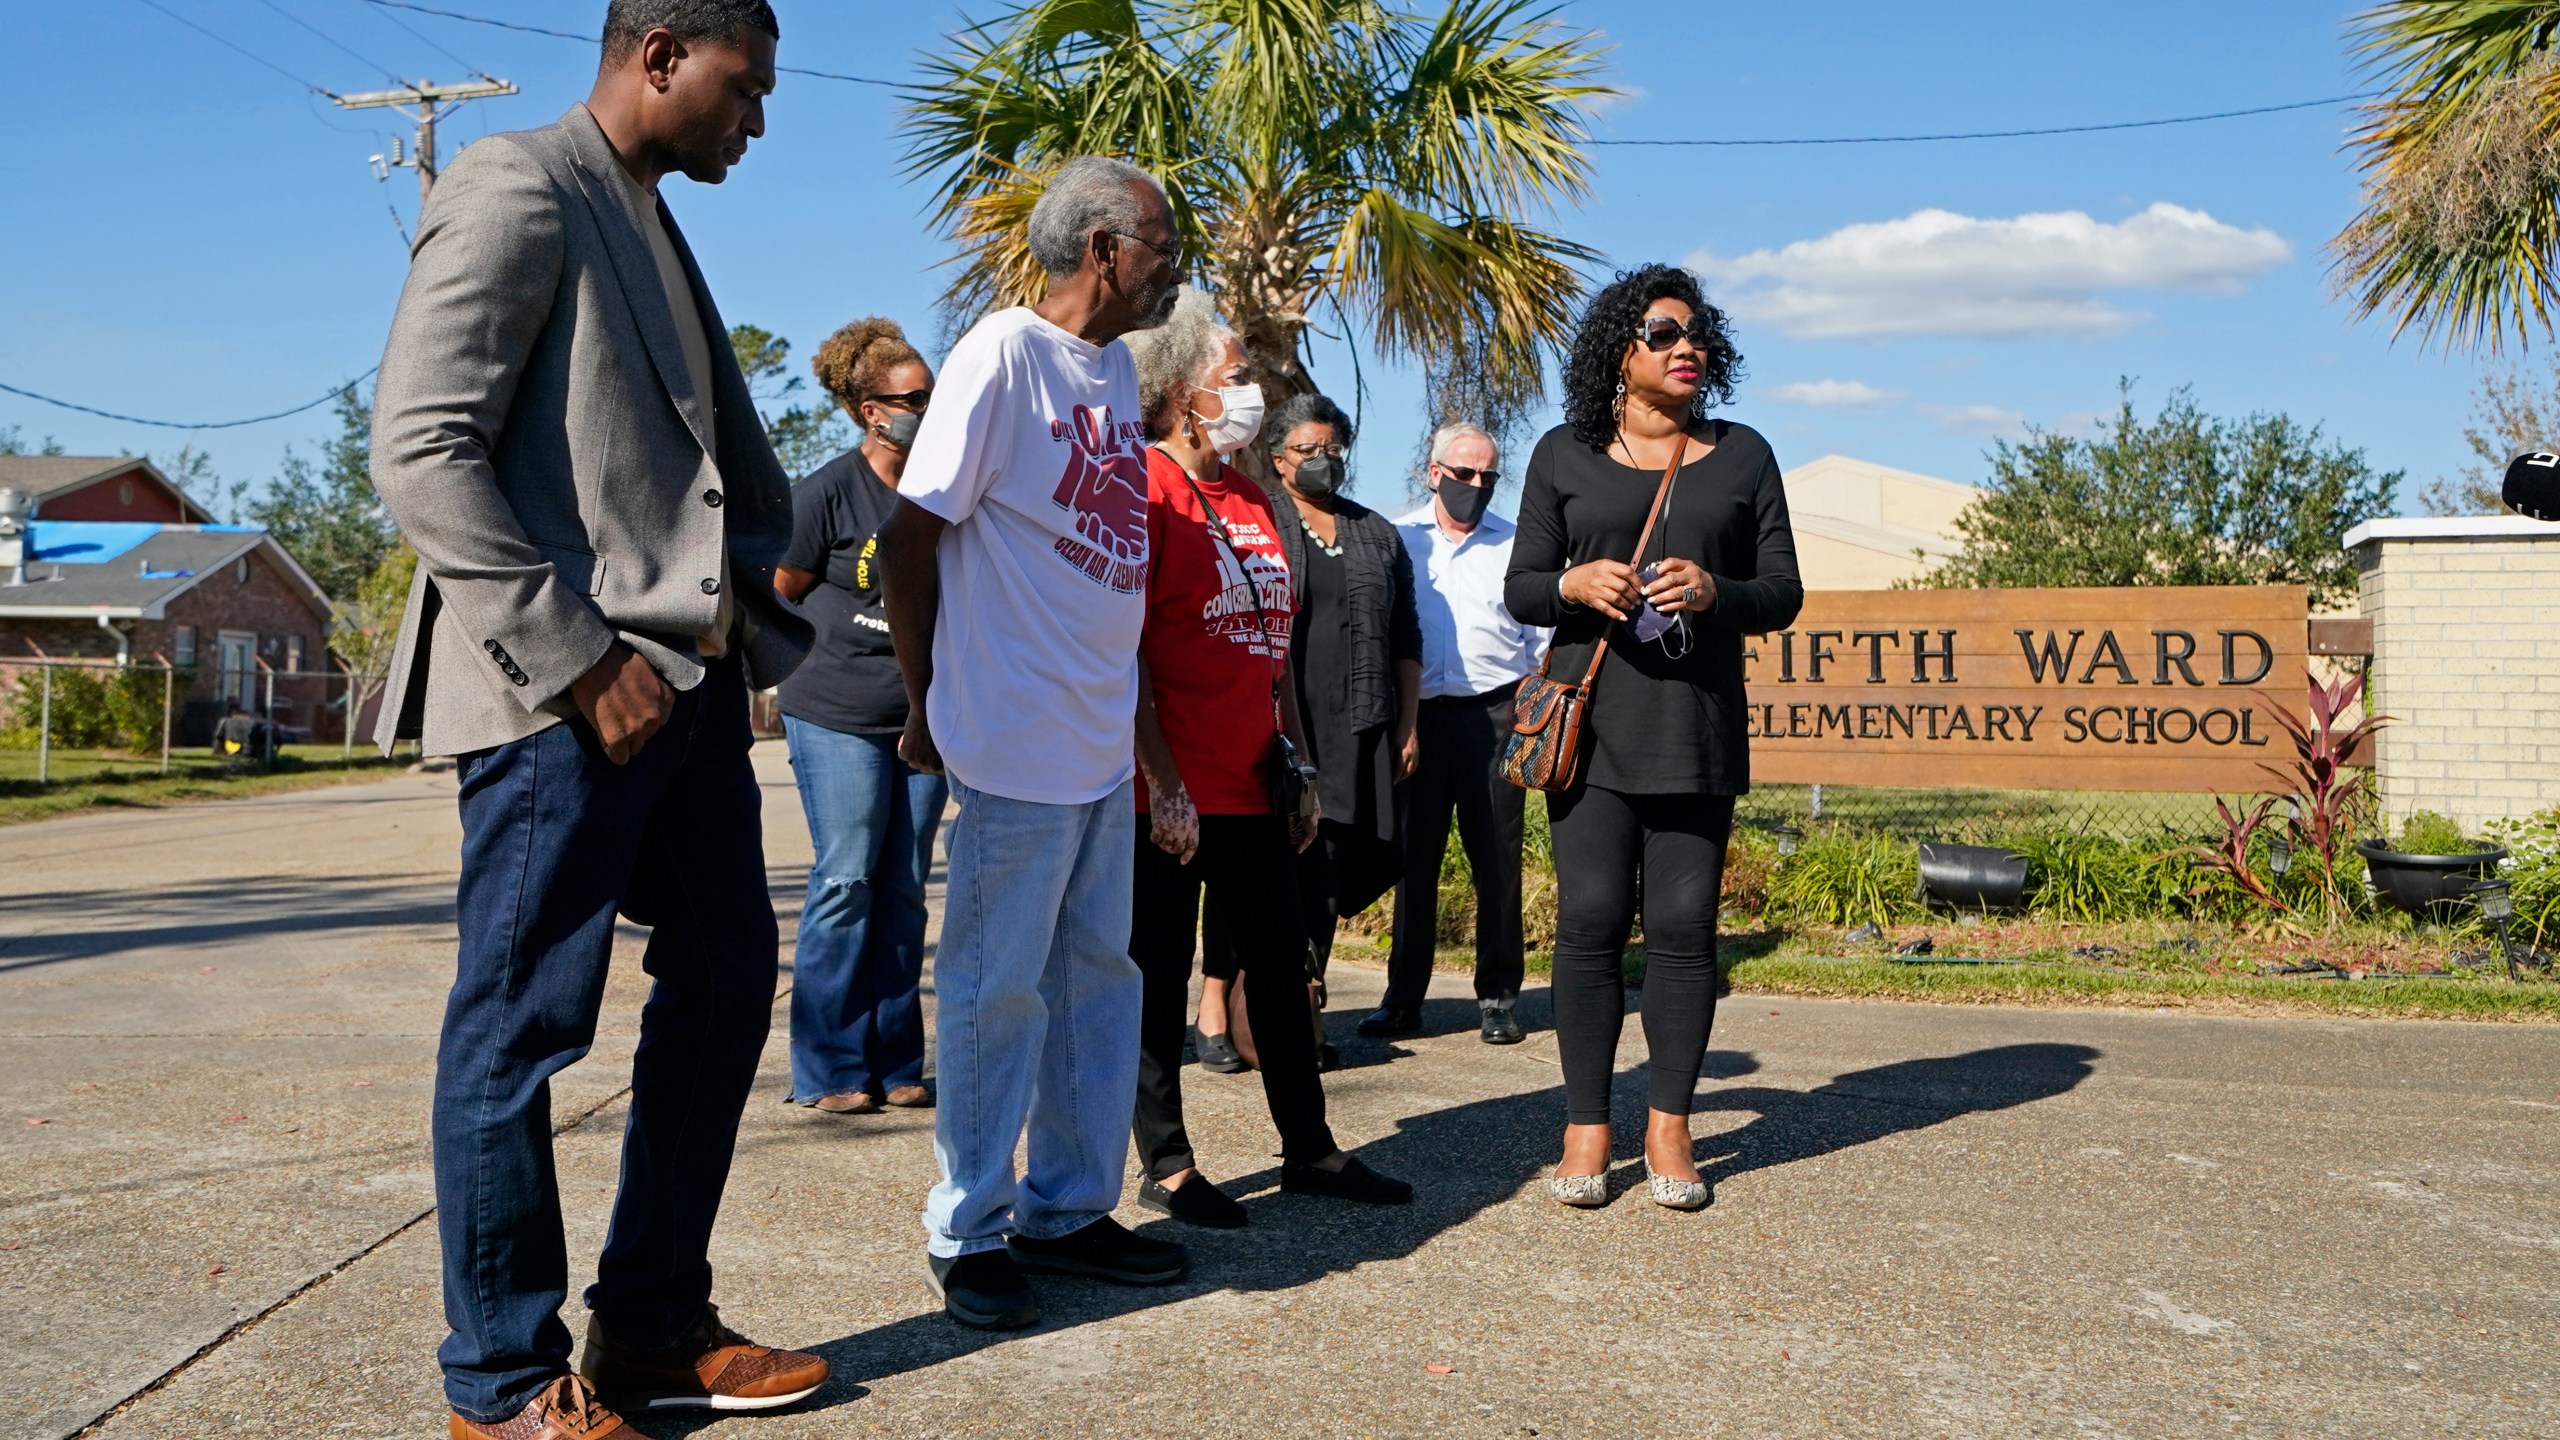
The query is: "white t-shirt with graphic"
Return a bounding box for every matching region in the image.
[900,307,1150,805]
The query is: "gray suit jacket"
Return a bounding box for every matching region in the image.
[371,104,809,757]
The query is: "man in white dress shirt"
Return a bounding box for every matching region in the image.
[1363,423,1549,1045]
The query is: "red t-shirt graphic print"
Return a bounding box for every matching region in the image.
[1049,403,1150,593]
[1136,448,1298,816]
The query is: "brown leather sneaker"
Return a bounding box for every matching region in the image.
[812,1090,879,1114]
[883,1085,932,1108]
[579,1305,828,1412]
[449,1375,627,1439]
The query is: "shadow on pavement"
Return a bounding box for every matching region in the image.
[652,1039,2098,1432]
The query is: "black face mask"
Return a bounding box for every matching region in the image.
[1292,455,1342,498]
[1436,476,1492,527]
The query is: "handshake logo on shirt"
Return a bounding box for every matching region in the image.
[1049,403,1150,593]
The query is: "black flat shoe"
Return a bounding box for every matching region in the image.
[1281,1155,1413,1205]
[1354,1005,1421,1038]
[1317,1041,1342,1073]
[1193,1027,1251,1074]
[1139,1175,1250,1229]
[1008,1216,1190,1285]
[1478,1000,1523,1045]
[927,1249,1041,1330]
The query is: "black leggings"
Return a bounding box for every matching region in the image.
[1547,786,1735,1125]
[1132,813,1337,1180]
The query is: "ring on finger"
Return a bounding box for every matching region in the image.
[1683,585,1700,604]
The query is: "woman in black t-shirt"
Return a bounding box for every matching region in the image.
[772,318,950,1116]
[1503,265,1803,1211]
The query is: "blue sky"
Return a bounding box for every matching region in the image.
[0,1,2508,518]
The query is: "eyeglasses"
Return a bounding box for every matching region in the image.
[1107,230,1185,274]
[1284,442,1347,460]
[1435,463,1498,486]
[864,389,931,411]
[1635,315,1716,352]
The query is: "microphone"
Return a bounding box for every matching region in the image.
[2506,450,2560,521]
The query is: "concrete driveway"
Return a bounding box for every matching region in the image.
[1,742,2553,1438]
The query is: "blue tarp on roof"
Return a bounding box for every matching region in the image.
[28,521,163,565]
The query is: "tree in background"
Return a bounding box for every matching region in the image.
[0,427,64,457]
[2332,1,2560,353]
[2423,360,2560,512]
[1922,386,2400,610]
[328,541,416,758]
[246,386,400,603]
[903,0,1610,459]
[730,323,853,479]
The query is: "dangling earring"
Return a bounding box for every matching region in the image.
[1612,375,1627,425]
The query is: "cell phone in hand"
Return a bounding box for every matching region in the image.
[1631,562,1674,642]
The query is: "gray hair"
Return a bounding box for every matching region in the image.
[1427,421,1496,467]
[1264,392,1355,459]
[1124,287,1238,440]
[1026,156,1167,279]
[603,0,778,63]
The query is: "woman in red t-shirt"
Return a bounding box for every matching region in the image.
[1124,290,1412,1226]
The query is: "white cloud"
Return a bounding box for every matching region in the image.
[1691,203,2292,341]
[1918,403,2030,438]
[1764,378,1903,410]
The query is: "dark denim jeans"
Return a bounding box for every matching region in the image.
[433,657,776,1423]
[782,717,948,1101]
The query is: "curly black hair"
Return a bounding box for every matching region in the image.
[1559,264,1742,451]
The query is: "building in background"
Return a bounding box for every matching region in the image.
[1780,454,1980,590]
[0,456,341,746]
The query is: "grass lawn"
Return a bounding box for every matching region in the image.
[1336,921,2560,1023]
[0,744,411,827]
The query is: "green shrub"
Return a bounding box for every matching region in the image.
[1,666,174,752]
[2487,807,2560,951]
[2013,830,2200,922]
[2390,810,2483,856]
[1768,829,1920,927]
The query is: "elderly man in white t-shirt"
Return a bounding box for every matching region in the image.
[1371,423,1549,1045]
[875,156,1189,1331]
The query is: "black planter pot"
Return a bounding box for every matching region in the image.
[2354,840,2508,922]
[1918,842,2030,912]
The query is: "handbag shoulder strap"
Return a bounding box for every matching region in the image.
[1172,461,1286,734]
[1554,438,1687,690]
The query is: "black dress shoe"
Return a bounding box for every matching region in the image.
[1193,1027,1250,1074]
[1139,1175,1250,1229]
[1478,999,1523,1045]
[927,1249,1041,1330]
[1316,1041,1343,1073]
[1008,1216,1190,1285]
[1280,1154,1414,1205]
[1354,1004,1421,1038]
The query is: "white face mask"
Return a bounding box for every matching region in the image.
[1190,383,1266,456]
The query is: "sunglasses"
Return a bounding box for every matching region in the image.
[1436,463,1498,486]
[865,389,932,411]
[1634,315,1716,352]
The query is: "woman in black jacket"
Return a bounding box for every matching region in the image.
[1503,265,1802,1211]
[1197,393,1421,1071]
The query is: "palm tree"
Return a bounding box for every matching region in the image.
[2332,1,2560,353]
[902,0,1613,446]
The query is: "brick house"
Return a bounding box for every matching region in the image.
[0,456,344,745]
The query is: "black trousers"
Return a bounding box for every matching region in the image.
[1385,687,1526,1008]
[1548,785,1734,1125]
[1133,813,1338,1180]
[1201,815,1389,990]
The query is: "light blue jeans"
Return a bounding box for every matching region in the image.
[921,776,1141,1258]
[782,717,948,1102]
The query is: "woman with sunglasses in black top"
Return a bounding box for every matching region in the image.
[1503,265,1803,1210]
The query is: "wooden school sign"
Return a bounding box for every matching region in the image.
[1742,587,2312,793]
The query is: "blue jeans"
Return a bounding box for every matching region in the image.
[783,717,948,1100]
[921,776,1141,1258]
[433,658,776,1422]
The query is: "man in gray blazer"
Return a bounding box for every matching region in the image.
[368,3,824,1435]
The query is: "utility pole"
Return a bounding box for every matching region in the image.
[336,78,517,204]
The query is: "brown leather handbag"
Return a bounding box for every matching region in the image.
[1499,443,1684,792]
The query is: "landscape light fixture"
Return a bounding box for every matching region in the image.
[2470,877,2521,981]
[2268,833,2293,879]
[1775,825,1803,858]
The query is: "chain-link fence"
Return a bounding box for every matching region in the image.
[0,656,392,784]
[1732,784,2227,844]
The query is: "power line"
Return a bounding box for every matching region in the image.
[358,0,901,87]
[253,0,402,85]
[1589,92,2378,147]
[0,370,383,431]
[132,0,342,98]
[354,0,501,83]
